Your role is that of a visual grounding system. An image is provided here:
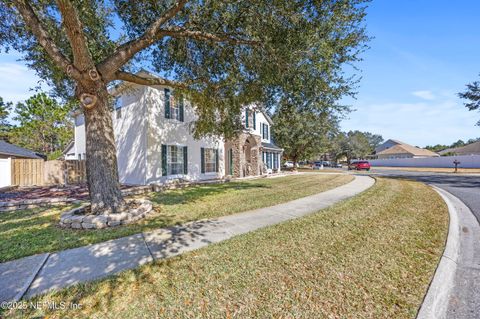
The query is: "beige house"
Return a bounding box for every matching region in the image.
[439,141,480,156]
[374,139,439,159]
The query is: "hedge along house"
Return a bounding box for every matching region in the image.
[71,71,282,185]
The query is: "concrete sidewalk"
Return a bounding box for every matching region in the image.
[0,175,374,302]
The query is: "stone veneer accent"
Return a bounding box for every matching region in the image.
[226,132,263,178]
[59,199,153,230]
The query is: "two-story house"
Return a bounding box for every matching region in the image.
[70,71,283,185]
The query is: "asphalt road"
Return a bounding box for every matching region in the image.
[363,168,480,318]
[366,169,480,223]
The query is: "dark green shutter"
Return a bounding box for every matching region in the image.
[161,144,167,176]
[253,112,256,130]
[200,147,205,174]
[245,109,249,128]
[164,89,170,119]
[183,146,188,174]
[266,125,269,140]
[215,149,219,173]
[179,96,184,122]
[229,149,233,175]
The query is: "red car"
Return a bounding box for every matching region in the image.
[348,160,371,171]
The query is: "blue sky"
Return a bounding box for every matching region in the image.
[1,1,479,147]
[341,0,480,146]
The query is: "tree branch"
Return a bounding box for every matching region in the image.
[56,0,94,72]
[162,26,260,46]
[114,71,188,89]
[12,0,82,80]
[98,0,188,80]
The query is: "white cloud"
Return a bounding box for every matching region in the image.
[342,96,479,147]
[0,59,49,105]
[412,90,436,100]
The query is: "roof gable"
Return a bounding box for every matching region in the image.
[0,140,42,159]
[377,144,438,157]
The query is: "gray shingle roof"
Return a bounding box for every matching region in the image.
[0,140,42,159]
[262,142,283,151]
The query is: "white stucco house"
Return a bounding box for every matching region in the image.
[70,72,283,185]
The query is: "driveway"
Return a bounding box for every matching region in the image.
[365,168,480,318]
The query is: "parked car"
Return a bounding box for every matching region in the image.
[283,161,299,168]
[348,160,371,171]
[312,161,323,169]
[333,162,343,168]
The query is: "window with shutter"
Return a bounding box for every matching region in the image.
[183,146,188,174]
[161,144,167,176]
[164,89,171,119]
[201,147,205,174]
[203,148,217,173]
[163,145,186,175]
[179,96,184,122]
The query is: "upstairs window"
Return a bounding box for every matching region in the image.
[244,109,256,129]
[114,97,122,119]
[164,89,184,122]
[262,123,269,140]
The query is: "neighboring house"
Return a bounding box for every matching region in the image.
[62,140,77,160]
[374,139,439,159]
[72,71,283,185]
[439,141,480,156]
[374,139,402,154]
[0,140,43,159]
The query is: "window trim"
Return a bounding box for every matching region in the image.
[166,145,187,176]
[203,148,217,174]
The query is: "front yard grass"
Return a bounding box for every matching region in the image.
[10,177,448,319]
[0,173,352,262]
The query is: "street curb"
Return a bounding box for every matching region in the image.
[417,186,462,319]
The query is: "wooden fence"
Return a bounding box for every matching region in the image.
[11,159,87,186]
[11,159,44,186]
[64,160,87,184]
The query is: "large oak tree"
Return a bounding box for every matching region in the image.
[0,0,369,214]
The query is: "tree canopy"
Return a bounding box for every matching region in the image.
[272,103,340,164]
[0,97,12,141]
[459,74,480,125]
[8,93,72,158]
[0,0,370,214]
[330,130,381,162]
[1,0,369,137]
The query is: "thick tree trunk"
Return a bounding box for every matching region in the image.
[79,83,125,214]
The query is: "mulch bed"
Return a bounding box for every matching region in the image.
[0,184,138,202]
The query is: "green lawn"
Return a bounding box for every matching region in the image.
[0,174,353,262]
[8,177,448,319]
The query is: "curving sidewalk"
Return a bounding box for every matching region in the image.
[0,175,374,303]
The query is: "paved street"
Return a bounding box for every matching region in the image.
[366,168,480,319]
